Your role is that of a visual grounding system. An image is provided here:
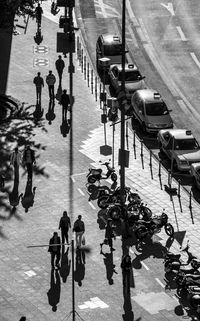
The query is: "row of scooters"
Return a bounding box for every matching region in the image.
[86,161,174,241]
[164,241,200,315]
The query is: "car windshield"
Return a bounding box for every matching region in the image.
[174,138,199,150]
[118,70,141,82]
[104,44,122,56]
[145,102,169,116]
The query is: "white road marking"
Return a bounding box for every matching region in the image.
[161,2,175,16]
[78,188,85,196]
[176,26,187,41]
[155,278,165,288]
[190,52,200,69]
[141,261,150,270]
[24,270,37,277]
[88,202,96,210]
[177,99,188,113]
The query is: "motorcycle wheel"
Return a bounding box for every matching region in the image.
[135,225,148,240]
[87,184,97,194]
[97,196,109,209]
[142,207,152,221]
[111,172,117,182]
[88,176,96,184]
[164,223,174,237]
[108,205,121,221]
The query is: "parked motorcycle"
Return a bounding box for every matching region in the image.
[164,240,200,273]
[127,202,152,222]
[97,186,139,209]
[87,160,117,184]
[176,272,200,289]
[186,286,200,313]
[86,183,110,199]
[134,211,174,240]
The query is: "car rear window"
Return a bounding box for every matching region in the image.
[145,102,169,116]
[174,139,199,150]
[104,44,122,56]
[118,70,141,82]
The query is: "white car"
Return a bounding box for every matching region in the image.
[108,63,146,100]
[131,89,173,133]
[158,129,200,172]
[190,163,200,189]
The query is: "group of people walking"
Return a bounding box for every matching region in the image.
[48,213,85,269]
[10,145,36,181]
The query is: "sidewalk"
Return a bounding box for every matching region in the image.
[0,2,200,321]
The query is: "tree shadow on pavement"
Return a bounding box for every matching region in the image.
[0,104,48,217]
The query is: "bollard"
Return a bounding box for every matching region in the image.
[100,83,102,109]
[87,62,90,87]
[81,49,83,73]
[168,169,172,187]
[149,150,153,180]
[158,159,161,177]
[177,179,181,198]
[95,76,97,101]
[189,189,192,210]
[84,56,86,80]
[91,70,93,94]
[140,139,144,169]
[77,36,79,60]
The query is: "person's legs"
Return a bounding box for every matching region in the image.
[55,252,60,267]
[48,86,51,99]
[38,87,42,102]
[61,229,65,244]
[51,253,55,267]
[64,230,69,244]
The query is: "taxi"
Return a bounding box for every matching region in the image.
[130,89,173,133]
[158,129,200,171]
[108,63,146,100]
[190,163,200,189]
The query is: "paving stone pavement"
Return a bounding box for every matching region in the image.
[1,2,200,321]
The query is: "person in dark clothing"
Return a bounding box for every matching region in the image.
[58,211,71,245]
[73,215,85,249]
[22,145,36,180]
[33,72,44,102]
[48,232,61,269]
[121,254,132,289]
[55,55,65,82]
[100,218,116,253]
[60,89,70,121]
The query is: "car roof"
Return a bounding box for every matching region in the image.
[164,129,195,139]
[111,63,138,72]
[100,34,121,44]
[135,89,163,103]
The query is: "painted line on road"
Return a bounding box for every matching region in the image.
[155,278,165,288]
[78,188,85,196]
[88,202,96,210]
[190,52,200,69]
[141,261,150,270]
[176,26,187,41]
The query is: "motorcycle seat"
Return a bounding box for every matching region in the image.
[166,252,181,259]
[185,274,200,279]
[90,169,102,175]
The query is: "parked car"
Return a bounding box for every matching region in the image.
[190,163,200,189]
[158,129,200,172]
[130,89,173,133]
[108,63,146,100]
[96,34,128,72]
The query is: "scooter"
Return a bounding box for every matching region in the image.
[176,272,200,289]
[86,183,110,201]
[186,286,200,313]
[164,240,200,273]
[87,160,117,184]
[134,211,174,240]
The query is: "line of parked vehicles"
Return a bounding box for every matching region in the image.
[96,33,200,190]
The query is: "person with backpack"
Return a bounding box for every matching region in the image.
[73,215,85,249]
[58,211,71,245]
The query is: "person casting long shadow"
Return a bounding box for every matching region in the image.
[33,101,44,121]
[101,250,117,285]
[46,99,56,125]
[21,178,36,212]
[47,269,61,312]
[60,247,71,283]
[8,167,23,212]
[74,247,85,286]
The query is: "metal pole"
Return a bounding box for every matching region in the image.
[120,0,126,205]
[71,239,75,321]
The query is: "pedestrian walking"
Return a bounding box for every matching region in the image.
[10,147,21,181]
[46,70,56,99]
[73,215,85,249]
[55,55,65,82]
[100,218,116,253]
[58,211,71,245]
[48,232,61,269]
[60,89,70,121]
[33,72,44,102]
[22,145,35,180]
